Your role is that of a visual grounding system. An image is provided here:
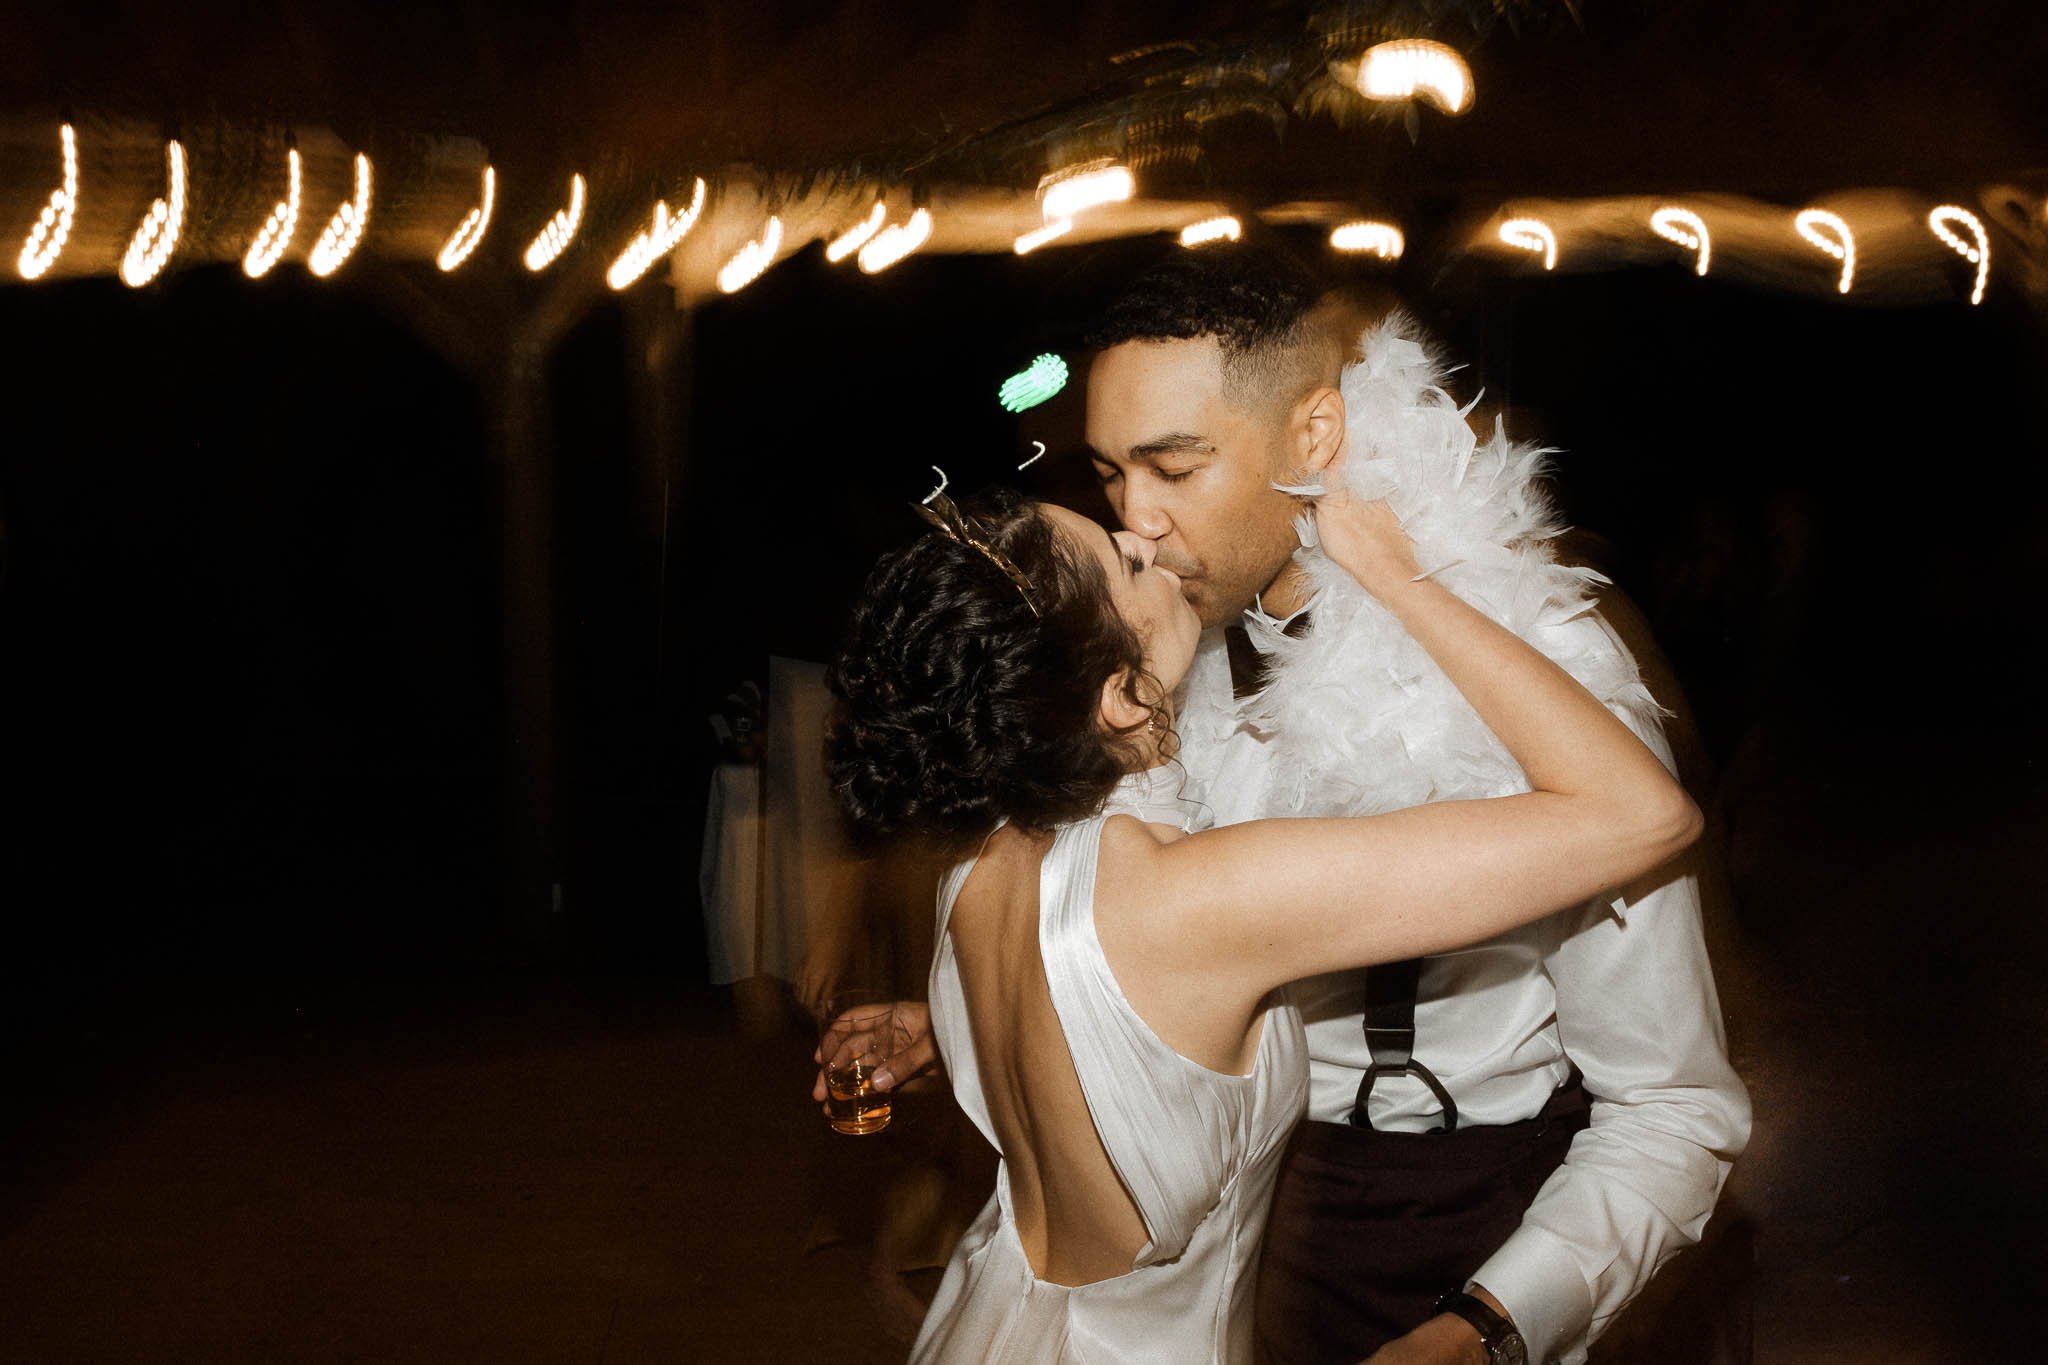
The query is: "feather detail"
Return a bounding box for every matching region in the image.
[1178,310,1667,820]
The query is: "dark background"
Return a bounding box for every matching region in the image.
[4,219,2041,1000]
[2,1,2046,1355]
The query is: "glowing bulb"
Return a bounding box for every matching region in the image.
[1330,220,1404,258]
[1039,162,1134,220]
[1356,39,1473,115]
[998,354,1069,413]
[857,208,933,274]
[1012,217,1073,255]
[18,123,78,280]
[1649,206,1710,277]
[606,178,708,291]
[717,215,784,294]
[1498,217,1557,271]
[825,202,887,263]
[243,148,303,279]
[523,174,585,272]
[119,140,187,288]
[308,153,373,278]
[436,165,495,273]
[1927,205,1990,305]
[1793,209,1855,294]
[1179,216,1241,247]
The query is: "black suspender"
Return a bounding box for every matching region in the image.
[1351,957,1459,1132]
[1222,611,1457,1133]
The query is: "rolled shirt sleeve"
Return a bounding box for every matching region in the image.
[1471,842,1753,1364]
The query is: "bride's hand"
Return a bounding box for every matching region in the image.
[1306,450,1422,596]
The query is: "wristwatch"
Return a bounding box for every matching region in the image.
[1434,1289,1529,1365]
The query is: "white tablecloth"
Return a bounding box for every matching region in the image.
[698,762,762,985]
[698,656,860,987]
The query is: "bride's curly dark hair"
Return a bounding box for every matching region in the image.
[827,486,1170,850]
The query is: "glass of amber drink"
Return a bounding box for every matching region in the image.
[816,990,902,1135]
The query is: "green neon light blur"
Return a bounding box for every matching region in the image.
[997,353,1069,412]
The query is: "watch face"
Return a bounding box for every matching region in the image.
[1497,1333,1528,1365]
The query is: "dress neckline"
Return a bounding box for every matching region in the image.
[1101,765,1212,834]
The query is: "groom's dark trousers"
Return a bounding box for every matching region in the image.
[1252,1078,1590,1364]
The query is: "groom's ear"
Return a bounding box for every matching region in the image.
[1293,384,1346,477]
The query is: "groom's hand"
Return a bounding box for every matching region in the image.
[1360,1313,1488,1365]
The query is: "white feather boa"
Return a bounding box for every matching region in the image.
[1177,311,1666,820]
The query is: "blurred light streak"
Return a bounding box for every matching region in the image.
[717,215,784,293]
[857,208,932,274]
[18,123,78,280]
[436,165,495,272]
[523,173,585,272]
[1793,208,1855,294]
[825,202,887,263]
[243,148,303,278]
[1013,217,1073,254]
[1498,217,1556,270]
[1649,206,1711,276]
[1926,205,1989,305]
[120,140,187,287]
[606,178,708,290]
[307,153,373,278]
[1330,220,1404,258]
[1356,39,1473,114]
[1178,216,1241,247]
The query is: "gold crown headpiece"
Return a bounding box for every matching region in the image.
[912,467,1041,619]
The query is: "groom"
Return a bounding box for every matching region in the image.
[1079,245,1750,1365]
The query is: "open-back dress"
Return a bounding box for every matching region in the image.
[910,768,1307,1363]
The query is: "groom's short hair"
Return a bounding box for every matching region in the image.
[1083,244,1347,417]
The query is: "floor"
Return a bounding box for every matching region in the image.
[3,746,2043,1361]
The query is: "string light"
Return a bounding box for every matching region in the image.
[998,354,1069,413]
[1179,216,1241,247]
[243,148,303,279]
[605,177,708,291]
[857,208,933,274]
[1649,206,1710,276]
[523,173,585,272]
[1329,220,1404,258]
[717,215,784,294]
[1012,217,1072,255]
[1926,205,1990,305]
[825,202,887,263]
[16,125,1999,313]
[1039,162,1134,221]
[307,153,373,278]
[1793,208,1855,293]
[436,165,495,273]
[1498,217,1557,271]
[18,123,78,280]
[119,140,187,287]
[1355,39,1474,115]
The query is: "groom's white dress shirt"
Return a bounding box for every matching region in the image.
[1183,602,1752,1365]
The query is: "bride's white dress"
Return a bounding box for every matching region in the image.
[910,769,1307,1364]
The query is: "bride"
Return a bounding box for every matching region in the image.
[822,468,1697,1363]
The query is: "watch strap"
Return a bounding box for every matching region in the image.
[1433,1289,1524,1363]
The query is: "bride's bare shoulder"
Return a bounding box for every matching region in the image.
[1094,814,1196,920]
[1098,812,1189,855]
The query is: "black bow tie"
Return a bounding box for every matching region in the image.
[1223,612,1312,700]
